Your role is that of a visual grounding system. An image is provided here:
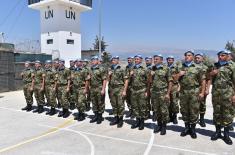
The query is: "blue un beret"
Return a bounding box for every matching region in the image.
[166,55,174,60]
[154,54,163,58]
[91,56,99,61]
[217,50,229,56]
[134,54,143,59]
[184,50,195,56]
[145,56,152,60]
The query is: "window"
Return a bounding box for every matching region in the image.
[47,39,53,44]
[67,39,74,45]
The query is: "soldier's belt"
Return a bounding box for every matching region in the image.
[131,85,146,90]
[57,83,68,86]
[214,85,232,89]
[109,84,123,88]
[152,86,168,91]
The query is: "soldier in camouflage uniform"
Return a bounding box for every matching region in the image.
[194,53,211,127]
[108,56,129,128]
[71,59,89,121]
[44,60,57,115]
[210,50,235,145]
[21,61,34,112]
[32,60,46,113]
[53,60,60,108]
[149,54,173,135]
[166,56,179,124]
[56,59,71,118]
[83,59,91,111]
[227,51,235,131]
[145,56,152,119]
[69,60,76,110]
[125,56,134,118]
[172,51,206,139]
[130,55,149,130]
[86,56,107,124]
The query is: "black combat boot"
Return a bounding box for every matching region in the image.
[223,126,233,145]
[33,106,40,113]
[46,108,51,115]
[190,123,197,139]
[154,122,162,133]
[26,104,32,112]
[229,124,234,131]
[22,104,29,111]
[126,109,133,118]
[110,116,119,126]
[49,108,56,116]
[90,112,98,123]
[63,109,70,118]
[37,105,44,114]
[85,102,91,111]
[160,123,167,135]
[117,116,124,128]
[131,118,140,129]
[96,113,103,124]
[147,111,151,119]
[211,125,222,141]
[78,112,85,121]
[172,113,178,124]
[199,113,206,127]
[180,123,190,137]
[152,112,157,122]
[58,108,65,117]
[138,118,145,130]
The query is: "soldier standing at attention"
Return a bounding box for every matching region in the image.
[172,51,206,139]
[108,56,129,128]
[149,54,173,135]
[87,56,107,124]
[21,61,34,112]
[145,56,153,119]
[56,59,71,118]
[125,56,134,118]
[53,60,60,108]
[210,50,235,145]
[83,59,91,111]
[32,60,46,113]
[130,55,149,130]
[69,60,76,110]
[71,59,89,121]
[166,56,179,124]
[44,60,57,116]
[194,53,211,127]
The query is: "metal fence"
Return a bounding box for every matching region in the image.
[28,0,92,7]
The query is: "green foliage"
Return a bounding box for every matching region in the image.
[93,35,108,52]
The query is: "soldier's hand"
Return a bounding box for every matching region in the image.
[205,89,210,96]
[29,87,33,92]
[179,71,186,76]
[198,93,204,100]
[122,91,126,97]
[231,95,235,104]
[66,87,70,92]
[101,89,105,95]
[210,69,219,76]
[145,92,148,97]
[130,71,134,76]
[40,87,44,92]
[108,71,113,76]
[165,94,170,101]
[83,89,87,94]
[53,87,56,92]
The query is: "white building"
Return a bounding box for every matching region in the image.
[28,0,92,65]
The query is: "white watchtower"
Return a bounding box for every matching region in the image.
[28,0,92,63]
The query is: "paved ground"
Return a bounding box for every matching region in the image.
[0,90,234,155]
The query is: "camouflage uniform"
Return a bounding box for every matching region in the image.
[150,64,172,124]
[130,64,148,130]
[32,67,45,106]
[88,65,107,115]
[44,67,57,109]
[146,64,152,118]
[125,63,134,116]
[71,67,89,120]
[69,66,76,109]
[56,67,71,110]
[22,67,34,109]
[108,65,128,118]
[83,64,91,111]
[168,63,180,123]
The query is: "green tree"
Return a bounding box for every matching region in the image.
[93,35,108,52]
[225,41,235,61]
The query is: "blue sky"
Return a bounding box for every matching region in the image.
[0,0,235,55]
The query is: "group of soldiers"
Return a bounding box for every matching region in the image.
[21,50,235,145]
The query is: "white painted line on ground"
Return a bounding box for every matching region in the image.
[39,124,216,155]
[143,126,155,155]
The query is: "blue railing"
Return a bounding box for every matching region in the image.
[28,0,92,8]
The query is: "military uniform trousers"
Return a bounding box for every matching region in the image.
[33,84,45,106]
[212,86,235,127]
[74,86,86,113]
[90,86,105,114]
[126,88,132,110]
[179,87,200,124]
[23,83,33,105]
[57,85,70,109]
[169,84,179,114]
[151,88,170,123]
[45,84,57,108]
[131,87,147,119]
[109,86,125,117]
